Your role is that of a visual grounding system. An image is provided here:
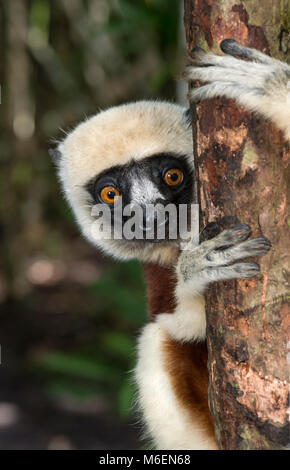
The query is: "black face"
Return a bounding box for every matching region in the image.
[86,153,194,243]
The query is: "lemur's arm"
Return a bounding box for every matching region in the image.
[135,226,270,449]
[184,39,290,142]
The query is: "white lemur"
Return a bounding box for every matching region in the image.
[51,41,290,449]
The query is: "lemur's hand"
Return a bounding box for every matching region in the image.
[178,224,271,291]
[184,39,289,106]
[199,216,239,242]
[184,39,290,141]
[156,224,270,342]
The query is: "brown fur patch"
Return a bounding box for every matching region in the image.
[143,261,215,443]
[143,263,177,319]
[162,336,216,441]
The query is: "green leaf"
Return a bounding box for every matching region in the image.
[102,331,135,359]
[30,0,50,38]
[46,379,101,399]
[118,379,136,418]
[34,351,122,382]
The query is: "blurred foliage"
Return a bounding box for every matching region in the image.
[32,261,146,418]
[0,0,181,447]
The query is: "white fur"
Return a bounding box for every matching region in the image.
[130,177,164,206]
[157,260,208,342]
[57,101,193,264]
[55,95,273,451]
[135,322,217,450]
[157,294,206,343]
[187,48,290,142]
[58,101,193,188]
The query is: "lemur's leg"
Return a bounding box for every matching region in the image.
[184,39,290,142]
[135,322,215,450]
[135,224,270,449]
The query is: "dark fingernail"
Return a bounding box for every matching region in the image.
[220,39,238,53]
[248,262,260,269]
[232,223,250,231]
[254,237,272,247]
[191,46,205,54]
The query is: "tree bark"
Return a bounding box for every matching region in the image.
[184,0,289,450]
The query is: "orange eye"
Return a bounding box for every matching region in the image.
[164,168,183,186]
[100,186,120,204]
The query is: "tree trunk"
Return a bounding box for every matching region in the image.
[184,0,289,450]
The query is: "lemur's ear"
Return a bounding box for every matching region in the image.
[184,108,191,126]
[48,148,62,164]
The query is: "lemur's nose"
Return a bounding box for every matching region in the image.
[140,211,156,232]
[140,208,169,233]
[144,211,157,223]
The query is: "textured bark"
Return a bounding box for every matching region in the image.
[184,0,290,450]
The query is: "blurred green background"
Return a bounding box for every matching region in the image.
[0,0,184,449]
